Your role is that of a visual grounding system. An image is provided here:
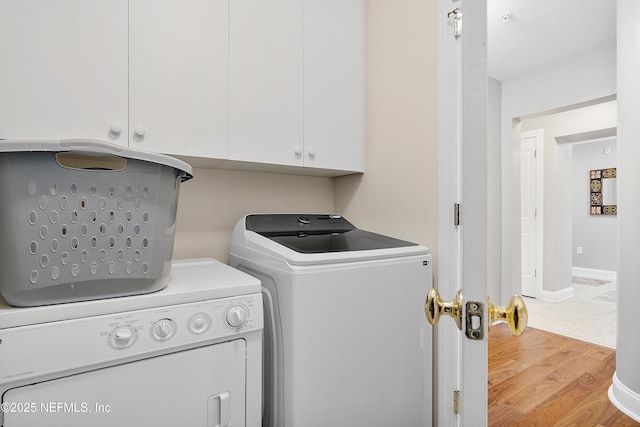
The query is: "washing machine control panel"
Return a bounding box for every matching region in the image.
[0,293,263,385]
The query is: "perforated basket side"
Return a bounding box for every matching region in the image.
[0,151,182,304]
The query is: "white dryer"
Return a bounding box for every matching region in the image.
[230,214,432,427]
[0,259,262,427]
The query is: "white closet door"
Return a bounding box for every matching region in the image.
[520,133,538,298]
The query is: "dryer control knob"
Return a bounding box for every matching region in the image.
[188,313,211,335]
[110,326,137,349]
[225,305,249,328]
[151,319,176,341]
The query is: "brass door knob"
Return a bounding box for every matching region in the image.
[425,288,463,330]
[488,295,528,336]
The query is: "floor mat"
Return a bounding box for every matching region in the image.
[572,276,611,286]
[595,290,617,303]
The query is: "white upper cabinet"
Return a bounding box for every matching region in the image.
[0,0,128,143]
[0,0,227,158]
[0,0,363,175]
[228,0,304,167]
[129,0,228,158]
[303,0,364,172]
[228,0,364,173]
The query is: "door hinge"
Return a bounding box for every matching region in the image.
[454,203,460,227]
[447,8,462,39]
[453,390,460,414]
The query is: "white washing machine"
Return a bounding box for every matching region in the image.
[0,259,262,427]
[229,214,432,427]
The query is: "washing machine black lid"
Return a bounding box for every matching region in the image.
[245,214,418,254]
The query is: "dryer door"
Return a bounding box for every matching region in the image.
[2,340,246,426]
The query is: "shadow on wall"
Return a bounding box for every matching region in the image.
[334,173,364,216]
[172,167,335,262]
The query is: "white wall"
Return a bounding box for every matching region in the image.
[610,0,640,419]
[521,101,617,294]
[334,0,439,270]
[500,44,616,302]
[571,139,618,272]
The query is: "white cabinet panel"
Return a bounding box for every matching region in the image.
[129,0,228,158]
[228,0,303,166]
[0,0,128,144]
[303,0,364,172]
[0,0,363,176]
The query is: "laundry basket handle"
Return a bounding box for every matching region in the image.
[57,138,193,181]
[56,140,127,171]
[60,139,124,154]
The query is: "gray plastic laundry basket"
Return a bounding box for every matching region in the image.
[0,139,193,307]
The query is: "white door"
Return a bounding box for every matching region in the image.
[433,1,527,425]
[456,0,490,422]
[520,131,542,298]
[435,0,488,423]
[520,129,544,298]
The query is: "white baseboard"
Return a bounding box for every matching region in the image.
[572,267,617,281]
[609,372,640,423]
[542,286,574,303]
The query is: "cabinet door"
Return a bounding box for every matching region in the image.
[228,0,303,166]
[129,0,228,159]
[303,0,364,172]
[0,0,128,144]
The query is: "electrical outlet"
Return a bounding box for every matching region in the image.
[577,246,583,255]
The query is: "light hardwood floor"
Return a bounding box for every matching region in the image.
[488,324,639,426]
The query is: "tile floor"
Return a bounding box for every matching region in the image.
[523,278,617,348]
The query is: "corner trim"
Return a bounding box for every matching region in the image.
[609,372,640,422]
[572,267,617,281]
[542,286,574,302]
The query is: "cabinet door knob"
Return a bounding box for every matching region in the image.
[294,146,303,156]
[308,149,316,159]
[109,122,123,134]
[134,126,147,137]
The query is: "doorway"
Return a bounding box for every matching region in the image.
[512,102,618,352]
[521,129,618,349]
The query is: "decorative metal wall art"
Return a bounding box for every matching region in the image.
[590,168,617,215]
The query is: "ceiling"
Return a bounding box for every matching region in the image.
[487,0,617,81]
